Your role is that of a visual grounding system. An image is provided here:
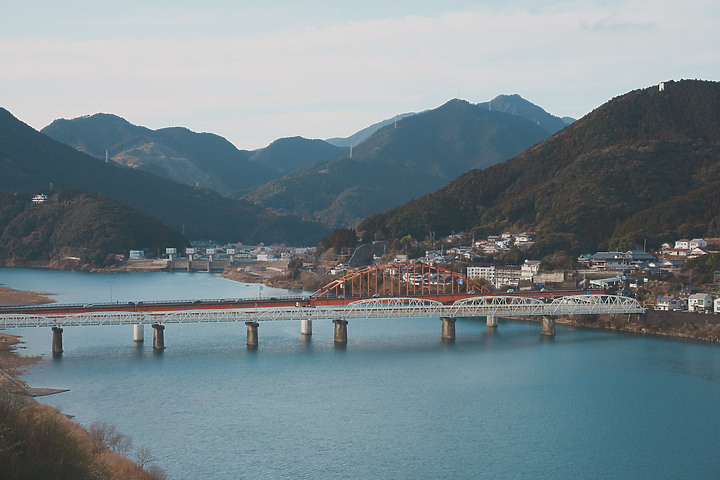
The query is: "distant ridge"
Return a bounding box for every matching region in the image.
[357,80,720,258]
[326,112,417,147]
[42,114,278,196]
[0,108,328,245]
[250,136,347,175]
[244,96,557,227]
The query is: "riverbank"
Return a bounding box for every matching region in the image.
[0,332,164,479]
[0,286,56,305]
[545,310,720,343]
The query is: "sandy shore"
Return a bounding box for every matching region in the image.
[0,285,56,306]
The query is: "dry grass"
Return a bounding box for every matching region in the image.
[0,286,56,306]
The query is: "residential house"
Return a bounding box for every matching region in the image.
[687,293,712,312]
[674,239,690,250]
[655,296,685,311]
[689,238,708,249]
[715,297,720,314]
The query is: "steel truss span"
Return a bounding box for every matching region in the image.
[310,263,491,299]
[0,295,644,328]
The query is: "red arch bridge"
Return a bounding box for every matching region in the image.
[0,264,644,353]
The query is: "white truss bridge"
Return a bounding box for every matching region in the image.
[0,295,644,328]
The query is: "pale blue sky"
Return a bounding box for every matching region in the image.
[2,0,718,149]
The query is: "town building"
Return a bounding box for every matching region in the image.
[687,293,712,312]
[655,296,685,311]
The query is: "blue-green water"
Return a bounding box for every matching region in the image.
[3,268,720,479]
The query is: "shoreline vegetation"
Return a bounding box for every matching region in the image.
[0,333,165,479]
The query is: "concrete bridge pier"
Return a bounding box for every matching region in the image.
[133,324,144,343]
[152,324,166,349]
[441,316,456,339]
[486,315,498,327]
[541,316,556,336]
[333,319,348,343]
[245,321,259,346]
[301,319,312,336]
[51,327,63,355]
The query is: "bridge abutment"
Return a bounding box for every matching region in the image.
[51,327,63,355]
[301,319,312,336]
[487,315,498,327]
[152,324,166,349]
[441,316,456,339]
[245,321,259,346]
[541,316,556,336]
[333,319,348,343]
[133,324,144,343]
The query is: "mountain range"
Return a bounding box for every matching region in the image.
[243,95,568,227]
[41,114,279,197]
[357,79,720,259]
[43,95,570,228]
[0,108,328,245]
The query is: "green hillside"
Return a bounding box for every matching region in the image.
[244,98,557,227]
[0,108,328,245]
[358,80,720,256]
[0,190,187,266]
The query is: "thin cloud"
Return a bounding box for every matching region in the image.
[1,1,718,148]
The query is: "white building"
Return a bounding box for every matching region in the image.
[521,260,541,280]
[656,296,685,311]
[31,194,48,204]
[689,238,708,249]
[129,250,145,260]
[674,239,690,250]
[467,266,495,284]
[687,293,712,312]
[715,297,720,314]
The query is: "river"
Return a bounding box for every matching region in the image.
[2,267,720,479]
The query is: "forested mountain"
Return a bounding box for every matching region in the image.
[357,80,720,258]
[244,97,558,227]
[41,114,278,196]
[0,108,328,245]
[0,190,187,266]
[249,136,347,175]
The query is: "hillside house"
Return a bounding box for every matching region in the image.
[583,251,656,271]
[689,238,708,249]
[715,297,720,314]
[674,239,690,250]
[31,194,48,204]
[687,293,712,312]
[655,296,685,311]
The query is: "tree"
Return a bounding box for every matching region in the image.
[287,257,304,280]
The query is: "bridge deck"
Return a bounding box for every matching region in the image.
[0,295,644,328]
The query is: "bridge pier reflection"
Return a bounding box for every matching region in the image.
[541,316,556,336]
[152,324,166,349]
[245,321,259,346]
[441,317,456,340]
[333,319,348,343]
[51,327,63,356]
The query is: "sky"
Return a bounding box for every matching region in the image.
[2,0,719,149]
